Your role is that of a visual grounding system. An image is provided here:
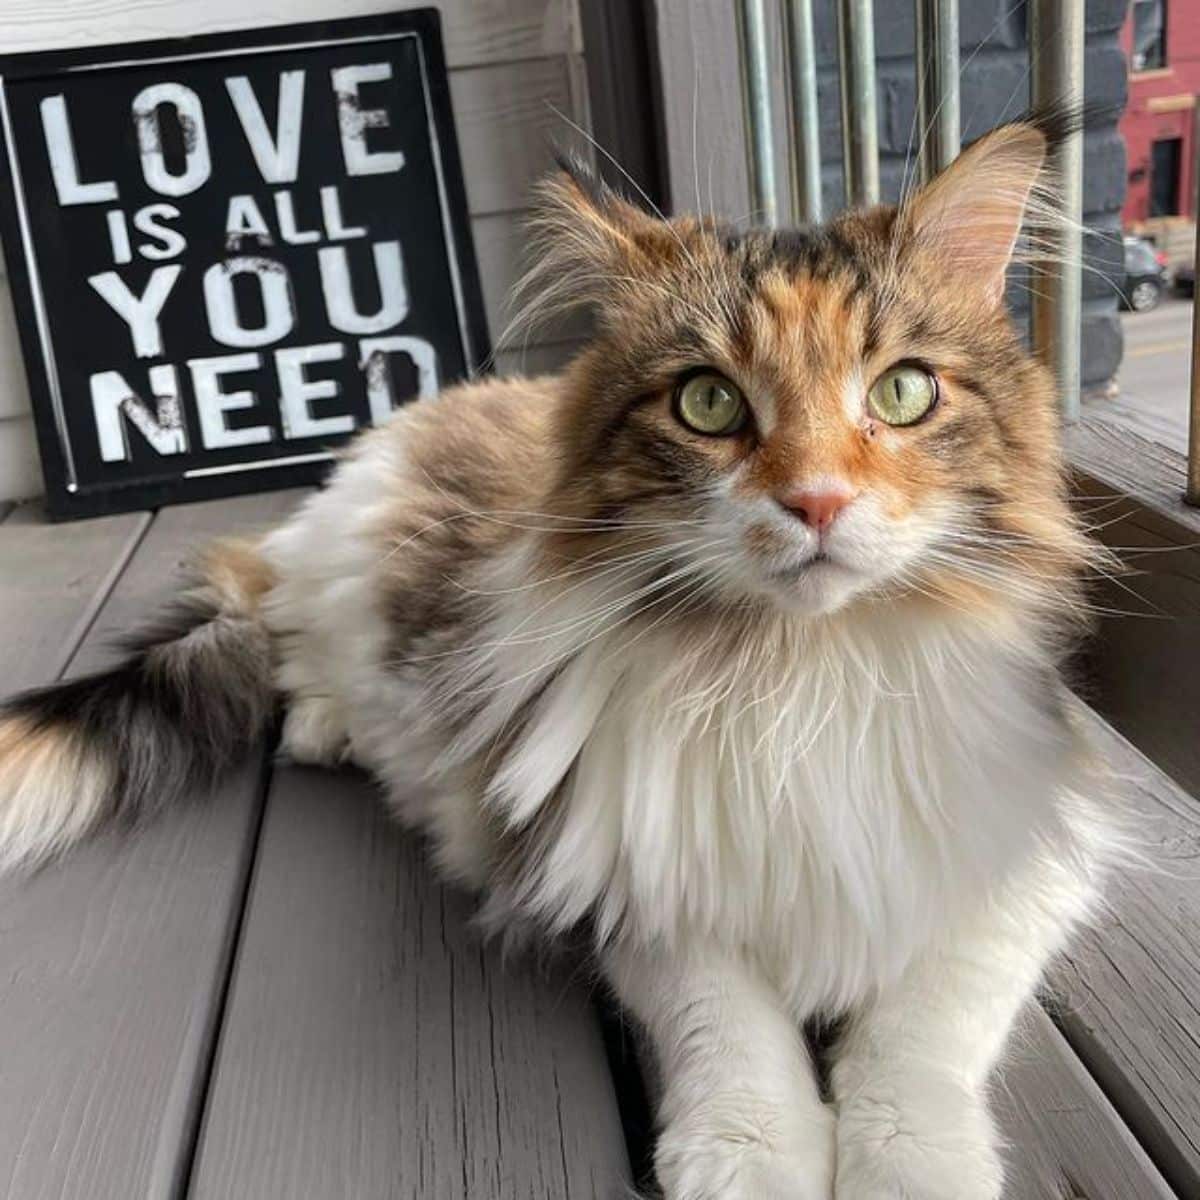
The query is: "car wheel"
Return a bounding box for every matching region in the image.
[1129,279,1162,312]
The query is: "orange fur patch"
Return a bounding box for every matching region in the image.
[201,538,277,614]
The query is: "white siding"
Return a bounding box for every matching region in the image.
[0,0,587,501]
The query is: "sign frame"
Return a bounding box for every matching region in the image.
[0,9,490,519]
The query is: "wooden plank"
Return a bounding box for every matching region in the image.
[0,266,28,420]
[0,503,149,692]
[0,491,303,1200]
[1066,420,1200,796]
[1087,385,1190,456]
[191,765,630,1200]
[0,414,43,505]
[1066,418,1200,538]
[1041,703,1200,1197]
[0,0,581,69]
[994,1005,1175,1200]
[451,57,578,217]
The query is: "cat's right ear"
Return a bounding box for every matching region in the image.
[896,116,1056,305]
[509,156,668,333]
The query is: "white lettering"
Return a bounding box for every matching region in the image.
[319,185,366,240]
[203,257,295,348]
[132,83,212,197]
[330,64,406,176]
[226,71,305,184]
[133,203,186,260]
[318,241,408,334]
[359,335,438,424]
[88,265,182,358]
[274,190,320,245]
[90,364,186,461]
[40,96,119,205]
[189,352,272,448]
[224,195,273,247]
[106,210,132,264]
[277,342,354,438]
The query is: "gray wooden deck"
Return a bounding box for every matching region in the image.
[0,492,1197,1200]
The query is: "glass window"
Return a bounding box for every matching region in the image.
[1132,0,1167,71]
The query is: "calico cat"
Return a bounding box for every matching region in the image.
[0,113,1118,1199]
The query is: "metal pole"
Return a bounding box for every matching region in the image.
[1029,0,1085,422]
[1186,96,1200,506]
[736,0,778,228]
[915,0,961,183]
[837,0,880,208]
[782,0,823,224]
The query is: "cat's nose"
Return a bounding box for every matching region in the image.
[777,487,855,531]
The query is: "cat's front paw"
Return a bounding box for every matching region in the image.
[834,1075,1002,1200]
[655,1106,834,1200]
[280,697,351,765]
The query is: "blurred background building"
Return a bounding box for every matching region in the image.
[1121,0,1198,228]
[1119,0,1199,280]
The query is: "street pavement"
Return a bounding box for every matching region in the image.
[1096,295,1194,453]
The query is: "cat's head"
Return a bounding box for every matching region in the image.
[521,116,1097,626]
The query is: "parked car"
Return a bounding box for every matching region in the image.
[1121,235,1169,312]
[1174,262,1194,298]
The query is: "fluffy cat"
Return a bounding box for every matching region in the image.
[0,114,1119,1199]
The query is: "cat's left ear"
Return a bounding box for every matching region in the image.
[515,155,668,325]
[897,119,1050,305]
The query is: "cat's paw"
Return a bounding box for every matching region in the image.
[656,1107,834,1200]
[280,697,350,765]
[834,1074,1002,1200]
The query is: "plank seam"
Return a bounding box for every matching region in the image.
[450,49,577,78]
[1041,698,1197,1196]
[1043,997,1188,1198]
[179,742,279,1200]
[56,510,155,681]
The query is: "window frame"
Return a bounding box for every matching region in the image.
[1131,0,1169,74]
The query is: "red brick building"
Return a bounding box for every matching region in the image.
[1120,0,1200,226]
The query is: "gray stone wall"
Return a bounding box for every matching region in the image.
[808,0,1128,389]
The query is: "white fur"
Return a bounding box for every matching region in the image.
[257,417,1112,1200]
[0,719,115,870]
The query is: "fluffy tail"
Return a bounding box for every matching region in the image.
[0,539,277,870]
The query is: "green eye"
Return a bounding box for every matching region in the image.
[867,365,937,426]
[675,372,749,436]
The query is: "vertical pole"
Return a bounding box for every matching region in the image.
[783,0,823,224]
[1186,96,1200,506]
[915,0,961,183]
[837,0,880,207]
[1030,0,1085,422]
[736,0,779,228]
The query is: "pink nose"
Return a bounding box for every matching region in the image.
[777,488,855,531]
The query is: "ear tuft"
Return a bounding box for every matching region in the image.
[1019,99,1118,151]
[548,149,611,211]
[503,154,663,346]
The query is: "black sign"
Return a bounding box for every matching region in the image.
[0,11,488,518]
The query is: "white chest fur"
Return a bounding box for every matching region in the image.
[480,608,1071,1015]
